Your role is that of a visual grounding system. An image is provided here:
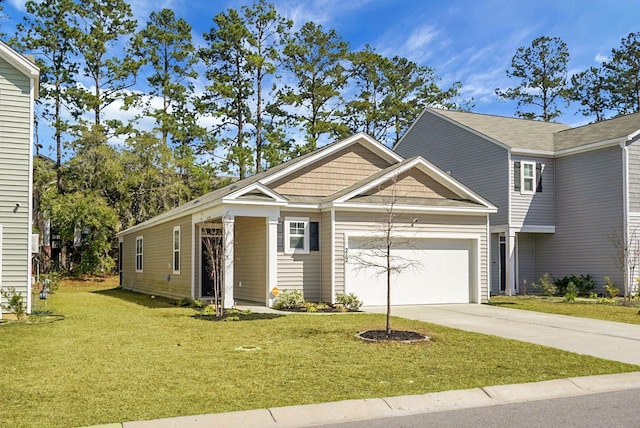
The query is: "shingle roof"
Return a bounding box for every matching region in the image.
[426,108,640,152]
[429,108,570,151]
[554,111,640,151]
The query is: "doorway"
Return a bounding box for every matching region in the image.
[499,236,506,292]
[201,227,223,299]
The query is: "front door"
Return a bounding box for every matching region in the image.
[201,228,223,299]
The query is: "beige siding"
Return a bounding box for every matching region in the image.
[320,210,333,302]
[335,211,489,302]
[121,215,192,299]
[365,168,459,199]
[277,211,322,301]
[270,143,391,196]
[0,56,33,309]
[234,216,267,303]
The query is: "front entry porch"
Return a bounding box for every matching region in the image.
[196,215,278,307]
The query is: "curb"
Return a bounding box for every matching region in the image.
[85,371,640,428]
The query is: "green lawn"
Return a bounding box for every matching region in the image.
[1,280,638,428]
[490,295,640,324]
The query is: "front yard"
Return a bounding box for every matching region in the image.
[490,295,640,324]
[1,279,638,428]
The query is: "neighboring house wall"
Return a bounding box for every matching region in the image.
[536,146,624,286]
[276,211,322,301]
[510,156,556,227]
[121,215,192,299]
[234,216,267,303]
[0,56,33,308]
[395,111,509,225]
[270,143,391,196]
[334,211,489,301]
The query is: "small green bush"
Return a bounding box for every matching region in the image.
[1,287,26,320]
[564,282,577,302]
[41,272,61,293]
[335,293,362,311]
[304,302,318,313]
[534,273,556,297]
[555,274,596,297]
[273,289,305,310]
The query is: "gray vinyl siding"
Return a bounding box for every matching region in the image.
[320,210,333,302]
[536,146,624,288]
[0,56,33,310]
[121,215,192,299]
[395,111,509,225]
[335,211,489,302]
[511,156,555,226]
[277,211,322,301]
[628,140,640,212]
[517,233,536,292]
[234,217,267,303]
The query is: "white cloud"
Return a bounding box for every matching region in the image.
[7,0,26,12]
[595,53,609,63]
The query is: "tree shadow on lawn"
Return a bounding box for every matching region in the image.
[193,312,284,322]
[92,288,177,309]
[486,301,517,306]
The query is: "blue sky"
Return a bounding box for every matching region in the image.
[3,0,640,154]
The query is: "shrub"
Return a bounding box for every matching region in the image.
[563,282,577,302]
[41,272,61,293]
[554,274,597,297]
[304,302,318,313]
[533,273,556,297]
[273,289,305,310]
[1,287,26,320]
[335,293,362,311]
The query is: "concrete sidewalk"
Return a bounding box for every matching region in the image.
[91,372,640,428]
[364,304,640,365]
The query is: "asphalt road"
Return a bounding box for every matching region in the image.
[317,389,640,428]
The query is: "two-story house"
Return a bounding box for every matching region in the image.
[0,41,40,317]
[394,108,640,296]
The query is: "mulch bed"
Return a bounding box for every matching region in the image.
[357,329,430,343]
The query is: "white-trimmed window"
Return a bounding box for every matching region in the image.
[135,236,143,272]
[521,161,535,194]
[173,226,180,274]
[285,217,309,254]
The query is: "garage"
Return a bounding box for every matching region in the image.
[345,237,475,305]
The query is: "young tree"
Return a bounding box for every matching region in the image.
[16,0,79,193]
[348,173,421,335]
[610,225,640,301]
[496,36,571,121]
[279,22,350,150]
[604,32,640,116]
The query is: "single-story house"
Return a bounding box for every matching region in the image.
[117,133,496,307]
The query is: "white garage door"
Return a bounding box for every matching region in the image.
[345,237,472,305]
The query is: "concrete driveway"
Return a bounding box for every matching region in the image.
[363,304,640,366]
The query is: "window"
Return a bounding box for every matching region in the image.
[284,217,309,254]
[173,226,180,274]
[135,236,143,272]
[521,161,535,193]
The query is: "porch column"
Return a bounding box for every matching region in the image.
[506,230,516,296]
[223,216,235,308]
[266,217,278,306]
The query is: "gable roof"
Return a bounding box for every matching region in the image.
[118,133,402,235]
[420,108,570,152]
[404,107,640,156]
